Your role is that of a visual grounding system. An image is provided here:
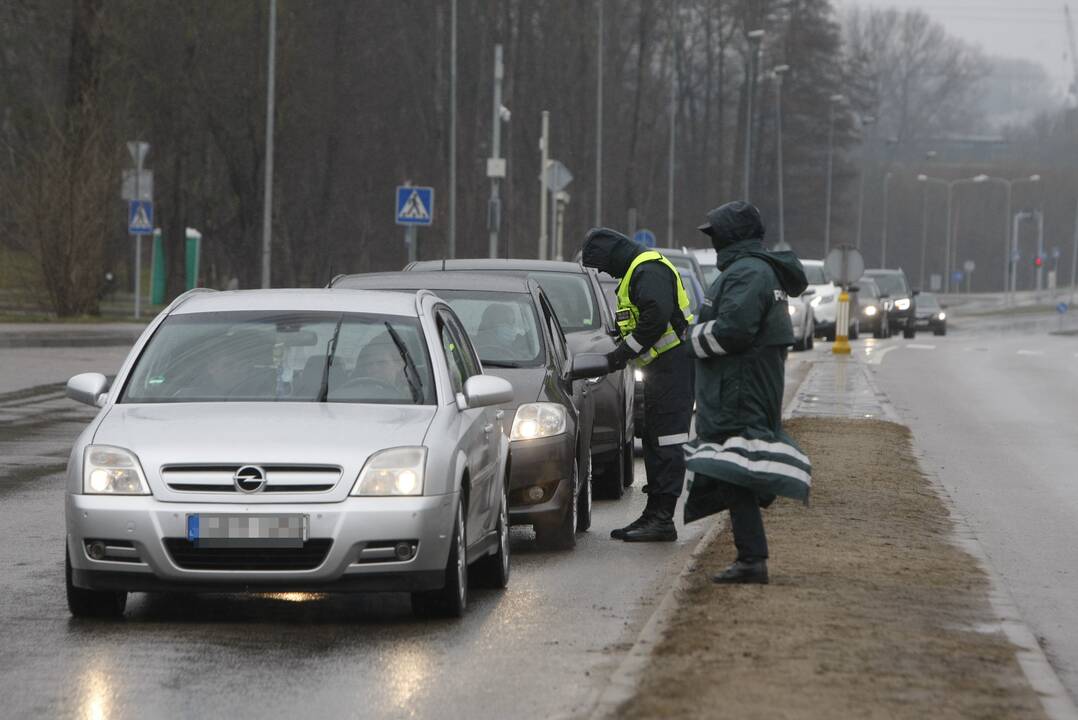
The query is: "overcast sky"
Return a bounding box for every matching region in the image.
[833,0,1071,92]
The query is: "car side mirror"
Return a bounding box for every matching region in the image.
[66,373,110,407]
[848,285,860,293]
[913,289,921,296]
[462,375,514,409]
[566,352,610,382]
[800,288,816,297]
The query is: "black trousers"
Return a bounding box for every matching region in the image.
[716,481,769,561]
[641,344,695,498]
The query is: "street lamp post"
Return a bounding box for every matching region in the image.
[972,174,1040,299]
[260,0,277,289]
[919,175,978,293]
[772,64,790,249]
[824,93,845,256]
[855,114,876,250]
[595,0,603,227]
[743,29,765,201]
[880,171,894,267]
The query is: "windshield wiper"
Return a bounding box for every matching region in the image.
[480,359,524,368]
[317,315,345,402]
[384,322,423,404]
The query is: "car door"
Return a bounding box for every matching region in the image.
[536,289,586,450]
[586,269,632,443]
[437,310,497,544]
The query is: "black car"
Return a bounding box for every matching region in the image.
[854,276,891,339]
[406,259,634,500]
[914,292,947,335]
[864,268,918,338]
[333,272,595,550]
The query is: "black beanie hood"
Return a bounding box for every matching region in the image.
[581,227,643,279]
[697,201,765,251]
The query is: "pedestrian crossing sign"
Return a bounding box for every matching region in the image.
[128,200,154,235]
[396,186,434,226]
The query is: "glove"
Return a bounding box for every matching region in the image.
[605,350,628,371]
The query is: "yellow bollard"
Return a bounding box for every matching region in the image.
[832,289,852,355]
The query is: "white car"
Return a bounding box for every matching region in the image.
[803,259,859,340]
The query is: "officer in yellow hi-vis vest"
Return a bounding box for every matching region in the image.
[582,228,695,542]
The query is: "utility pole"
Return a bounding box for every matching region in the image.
[824,93,844,256]
[448,0,458,258]
[918,182,929,289]
[487,44,506,258]
[743,29,765,201]
[772,65,789,249]
[667,21,678,247]
[539,111,549,260]
[880,172,893,267]
[856,115,876,249]
[260,0,277,289]
[1071,198,1078,305]
[595,0,604,227]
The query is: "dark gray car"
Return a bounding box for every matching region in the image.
[405,259,634,501]
[333,272,596,550]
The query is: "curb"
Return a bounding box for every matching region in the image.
[586,514,726,720]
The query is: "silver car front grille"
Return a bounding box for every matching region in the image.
[161,465,342,493]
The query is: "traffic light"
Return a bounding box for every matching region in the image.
[1034,255,1044,268]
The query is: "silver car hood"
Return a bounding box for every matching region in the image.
[92,402,436,502]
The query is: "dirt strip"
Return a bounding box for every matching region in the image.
[618,418,1048,720]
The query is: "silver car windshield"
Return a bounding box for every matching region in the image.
[121,311,436,404]
[430,290,544,368]
[804,265,830,285]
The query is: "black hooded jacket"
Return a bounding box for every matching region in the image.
[582,228,685,363]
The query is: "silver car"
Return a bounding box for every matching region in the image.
[63,287,516,618]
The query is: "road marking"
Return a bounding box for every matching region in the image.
[865,345,900,365]
[1017,350,1044,356]
[906,343,936,350]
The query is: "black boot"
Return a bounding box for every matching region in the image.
[711,559,769,585]
[622,495,677,542]
[611,492,657,540]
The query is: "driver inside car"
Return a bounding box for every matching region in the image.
[474,303,526,355]
[351,337,411,399]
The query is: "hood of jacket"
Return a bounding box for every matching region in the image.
[716,238,809,297]
[581,228,643,279]
[698,201,764,251]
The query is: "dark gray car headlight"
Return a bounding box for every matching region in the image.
[83,445,151,495]
[510,402,567,441]
[351,447,427,496]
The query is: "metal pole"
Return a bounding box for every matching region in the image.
[407,225,418,264]
[488,44,504,259]
[448,0,457,259]
[743,33,762,201]
[881,172,892,267]
[132,147,143,319]
[919,184,928,290]
[943,183,953,294]
[776,67,784,248]
[1070,198,1078,306]
[1011,212,1022,295]
[824,101,836,256]
[1003,181,1012,298]
[260,0,277,289]
[595,0,603,227]
[667,35,677,248]
[539,111,549,260]
[1036,209,1045,292]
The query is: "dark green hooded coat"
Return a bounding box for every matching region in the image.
[682,220,813,521]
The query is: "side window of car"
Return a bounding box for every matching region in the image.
[438,317,468,396]
[540,295,568,370]
[446,314,481,379]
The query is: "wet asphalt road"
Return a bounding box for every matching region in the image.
[860,313,1078,698]
[0,347,711,720]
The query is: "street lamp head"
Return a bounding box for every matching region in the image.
[973,174,989,182]
[925,150,938,159]
[772,64,790,75]
[499,105,511,122]
[747,29,765,41]
[917,174,928,182]
[1029,174,1041,182]
[829,93,845,104]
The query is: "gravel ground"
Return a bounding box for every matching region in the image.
[617,417,1048,720]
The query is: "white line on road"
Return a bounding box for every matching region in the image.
[906,344,936,350]
[865,345,900,365]
[1017,350,1045,356]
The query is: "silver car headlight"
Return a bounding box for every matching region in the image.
[352,447,426,496]
[510,402,567,441]
[894,298,911,311]
[788,304,799,316]
[83,445,150,495]
[863,305,877,316]
[634,368,644,383]
[938,312,946,321]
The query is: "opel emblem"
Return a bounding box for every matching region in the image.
[233,465,266,493]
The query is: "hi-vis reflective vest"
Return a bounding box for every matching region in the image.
[615,251,695,366]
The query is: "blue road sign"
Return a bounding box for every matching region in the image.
[633,229,656,248]
[1052,247,1062,260]
[396,186,434,226]
[128,200,154,235]
[952,271,964,283]
[1057,302,1068,314]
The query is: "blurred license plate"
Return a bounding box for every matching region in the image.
[187,514,308,548]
